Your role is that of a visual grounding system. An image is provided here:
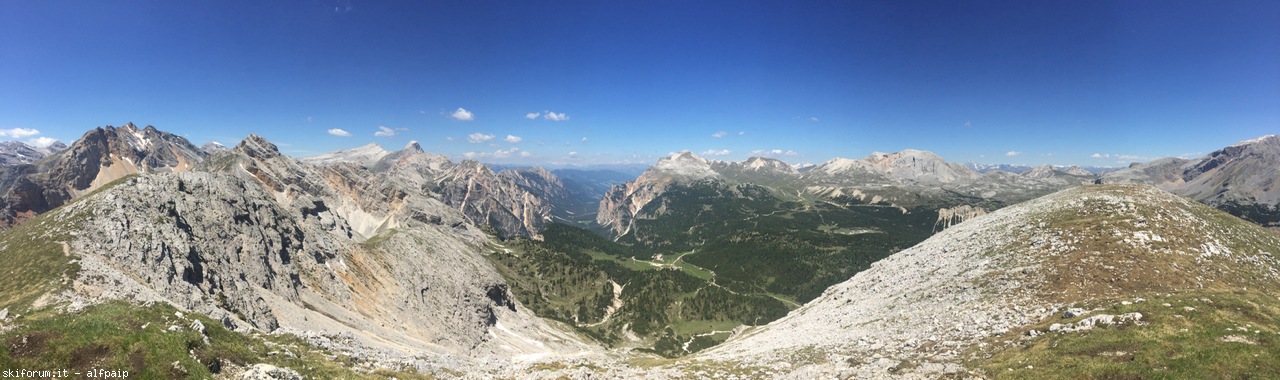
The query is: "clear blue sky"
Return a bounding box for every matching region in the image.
[3,1,1277,167]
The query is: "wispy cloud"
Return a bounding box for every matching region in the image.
[467,132,495,143]
[567,151,578,158]
[809,116,819,122]
[465,147,530,159]
[525,112,540,119]
[711,131,727,138]
[701,149,732,156]
[504,134,522,143]
[581,137,589,143]
[451,108,474,121]
[738,131,745,136]
[1092,153,1146,161]
[751,149,798,157]
[1005,151,1022,157]
[327,128,351,137]
[374,126,404,137]
[545,111,569,121]
[0,128,40,139]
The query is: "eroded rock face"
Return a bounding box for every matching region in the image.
[433,161,556,239]
[934,204,988,232]
[68,173,312,331]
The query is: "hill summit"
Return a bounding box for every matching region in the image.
[699,184,1280,378]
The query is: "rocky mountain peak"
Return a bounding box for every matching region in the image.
[0,140,66,166]
[815,149,978,184]
[647,150,718,180]
[403,140,424,153]
[1230,134,1279,148]
[1063,165,1093,176]
[300,142,390,168]
[1021,165,1059,179]
[235,134,281,159]
[741,156,796,173]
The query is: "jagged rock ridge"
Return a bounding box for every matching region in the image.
[0,123,204,227]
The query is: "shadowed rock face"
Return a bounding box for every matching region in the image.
[0,123,204,228]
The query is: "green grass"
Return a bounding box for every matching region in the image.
[0,301,435,379]
[972,291,1280,379]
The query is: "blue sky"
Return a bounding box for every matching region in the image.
[2,1,1277,167]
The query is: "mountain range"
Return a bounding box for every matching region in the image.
[1,124,1278,378]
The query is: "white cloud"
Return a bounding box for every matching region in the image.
[525,112,540,119]
[809,116,819,122]
[1005,151,1022,157]
[327,128,351,137]
[711,131,727,138]
[28,137,59,148]
[504,135,522,143]
[544,111,569,121]
[0,128,40,139]
[751,149,799,157]
[567,151,578,158]
[467,132,495,143]
[738,131,745,136]
[581,137,588,143]
[520,151,533,158]
[451,108,474,121]
[701,149,732,156]
[374,126,400,137]
[1092,152,1151,161]
[492,147,522,158]
[445,136,455,142]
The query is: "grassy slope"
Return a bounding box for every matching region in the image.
[0,301,434,379]
[976,291,1280,379]
[970,185,1280,378]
